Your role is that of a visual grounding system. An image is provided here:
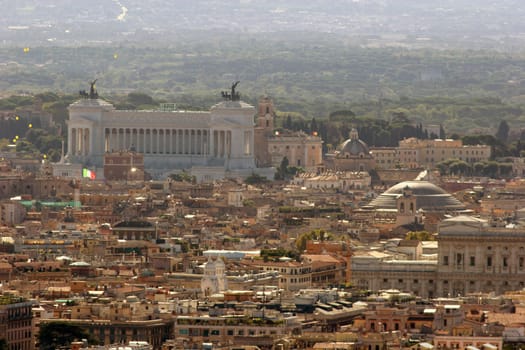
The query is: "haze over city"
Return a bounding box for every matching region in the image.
[3,0,525,48]
[2,1,525,350]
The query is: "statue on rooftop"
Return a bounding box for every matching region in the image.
[221,81,241,101]
[79,79,99,99]
[89,79,98,99]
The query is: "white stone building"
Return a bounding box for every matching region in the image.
[67,94,273,181]
[201,257,228,296]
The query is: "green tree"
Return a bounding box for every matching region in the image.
[245,173,269,185]
[39,322,95,350]
[169,171,195,183]
[284,115,292,129]
[406,231,435,241]
[439,124,446,139]
[473,162,485,176]
[436,160,449,175]
[482,161,499,178]
[34,92,60,103]
[449,160,471,176]
[42,98,75,131]
[310,117,318,134]
[260,248,299,261]
[127,92,155,108]
[498,163,514,178]
[296,229,334,252]
[496,120,509,143]
[275,156,289,180]
[329,110,356,122]
[15,140,38,154]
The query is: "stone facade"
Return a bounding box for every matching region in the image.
[254,97,323,172]
[103,151,145,181]
[371,138,492,170]
[352,215,525,299]
[0,296,33,350]
[397,138,491,169]
[267,132,323,171]
[436,216,525,297]
[67,98,258,179]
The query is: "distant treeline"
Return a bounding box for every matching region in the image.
[1,89,524,163]
[2,39,525,134]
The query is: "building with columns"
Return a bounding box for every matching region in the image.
[351,215,525,299]
[436,215,525,297]
[67,91,273,181]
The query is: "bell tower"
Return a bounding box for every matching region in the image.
[257,96,275,132]
[396,185,418,226]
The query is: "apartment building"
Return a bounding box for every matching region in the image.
[398,138,491,169]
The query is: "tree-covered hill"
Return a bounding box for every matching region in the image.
[2,39,525,134]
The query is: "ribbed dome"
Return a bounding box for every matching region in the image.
[339,138,370,156]
[368,180,465,211]
[337,128,370,157]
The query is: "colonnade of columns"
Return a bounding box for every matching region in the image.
[70,127,91,156]
[104,128,233,157]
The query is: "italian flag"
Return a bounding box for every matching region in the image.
[82,168,96,180]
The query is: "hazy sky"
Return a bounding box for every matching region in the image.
[2,0,525,47]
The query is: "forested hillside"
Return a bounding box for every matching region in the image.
[2,37,525,136]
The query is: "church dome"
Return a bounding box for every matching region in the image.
[337,128,370,157]
[368,180,465,211]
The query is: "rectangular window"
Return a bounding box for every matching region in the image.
[470,256,475,266]
[503,257,508,268]
[443,256,449,265]
[244,131,252,155]
[520,257,524,270]
[487,256,492,267]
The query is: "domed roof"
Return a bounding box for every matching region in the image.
[337,128,370,157]
[368,180,465,211]
[114,220,153,228]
